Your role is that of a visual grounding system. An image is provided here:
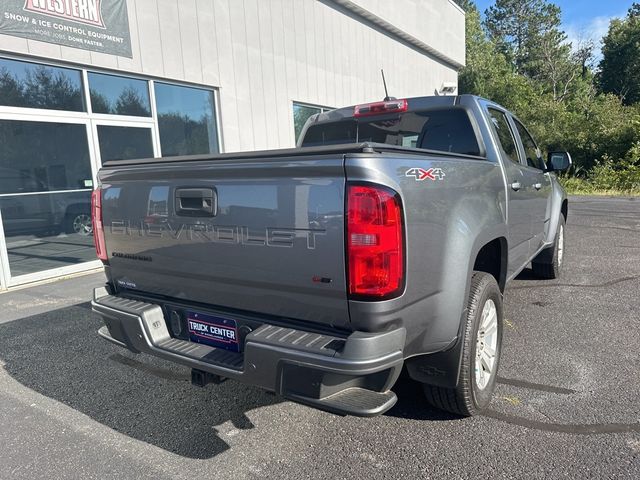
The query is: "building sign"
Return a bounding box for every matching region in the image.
[0,0,132,58]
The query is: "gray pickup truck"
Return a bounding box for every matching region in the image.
[91,95,570,417]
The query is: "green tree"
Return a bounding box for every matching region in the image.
[459,0,640,184]
[459,1,510,98]
[530,29,592,102]
[484,0,562,75]
[459,1,540,112]
[598,3,640,105]
[483,0,588,102]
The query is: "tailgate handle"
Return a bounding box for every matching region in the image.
[175,188,217,217]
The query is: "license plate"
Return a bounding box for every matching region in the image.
[186,311,240,352]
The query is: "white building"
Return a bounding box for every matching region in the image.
[0,0,465,289]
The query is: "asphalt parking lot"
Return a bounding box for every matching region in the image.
[0,196,638,479]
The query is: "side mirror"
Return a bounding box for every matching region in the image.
[546,151,572,173]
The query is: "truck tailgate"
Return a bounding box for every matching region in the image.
[98,154,348,329]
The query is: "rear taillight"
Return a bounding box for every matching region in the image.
[91,188,108,262]
[347,184,404,299]
[354,99,407,117]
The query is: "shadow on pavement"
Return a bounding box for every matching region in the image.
[386,371,460,422]
[513,267,540,281]
[0,302,280,459]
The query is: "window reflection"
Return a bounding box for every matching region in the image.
[0,120,93,194]
[0,120,95,277]
[97,125,154,162]
[0,57,84,111]
[89,72,151,116]
[154,82,218,156]
[488,109,520,164]
[147,186,169,217]
[293,103,322,143]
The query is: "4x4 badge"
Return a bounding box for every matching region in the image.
[405,167,445,181]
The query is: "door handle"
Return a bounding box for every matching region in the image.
[533,183,542,190]
[175,187,217,217]
[510,182,522,191]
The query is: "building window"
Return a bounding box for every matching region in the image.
[293,102,332,144]
[0,120,95,277]
[0,57,84,111]
[0,120,93,193]
[88,72,151,117]
[96,125,154,162]
[154,82,218,156]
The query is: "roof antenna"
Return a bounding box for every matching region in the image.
[381,69,396,101]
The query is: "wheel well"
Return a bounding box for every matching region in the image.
[473,238,507,292]
[65,203,90,217]
[561,199,568,222]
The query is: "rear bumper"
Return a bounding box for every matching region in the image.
[92,287,405,416]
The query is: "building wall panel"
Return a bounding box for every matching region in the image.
[157,0,184,80]
[0,0,464,152]
[178,0,204,85]
[134,0,165,74]
[196,0,221,87]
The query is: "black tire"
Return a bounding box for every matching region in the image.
[532,215,565,279]
[422,272,503,416]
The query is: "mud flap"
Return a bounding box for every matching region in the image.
[405,336,464,388]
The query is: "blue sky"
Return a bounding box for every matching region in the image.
[473,0,633,58]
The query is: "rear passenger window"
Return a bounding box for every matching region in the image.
[514,120,545,170]
[415,109,480,156]
[488,108,520,164]
[302,120,357,146]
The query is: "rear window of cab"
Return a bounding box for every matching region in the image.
[301,108,481,156]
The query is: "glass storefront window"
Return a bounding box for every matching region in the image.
[97,125,154,162]
[0,120,95,277]
[88,72,151,117]
[154,82,218,156]
[0,57,84,111]
[293,102,332,144]
[0,121,93,193]
[0,56,222,286]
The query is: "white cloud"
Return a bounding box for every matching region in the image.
[564,13,626,62]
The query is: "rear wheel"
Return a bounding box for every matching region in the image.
[64,211,93,236]
[422,271,503,416]
[532,215,565,279]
